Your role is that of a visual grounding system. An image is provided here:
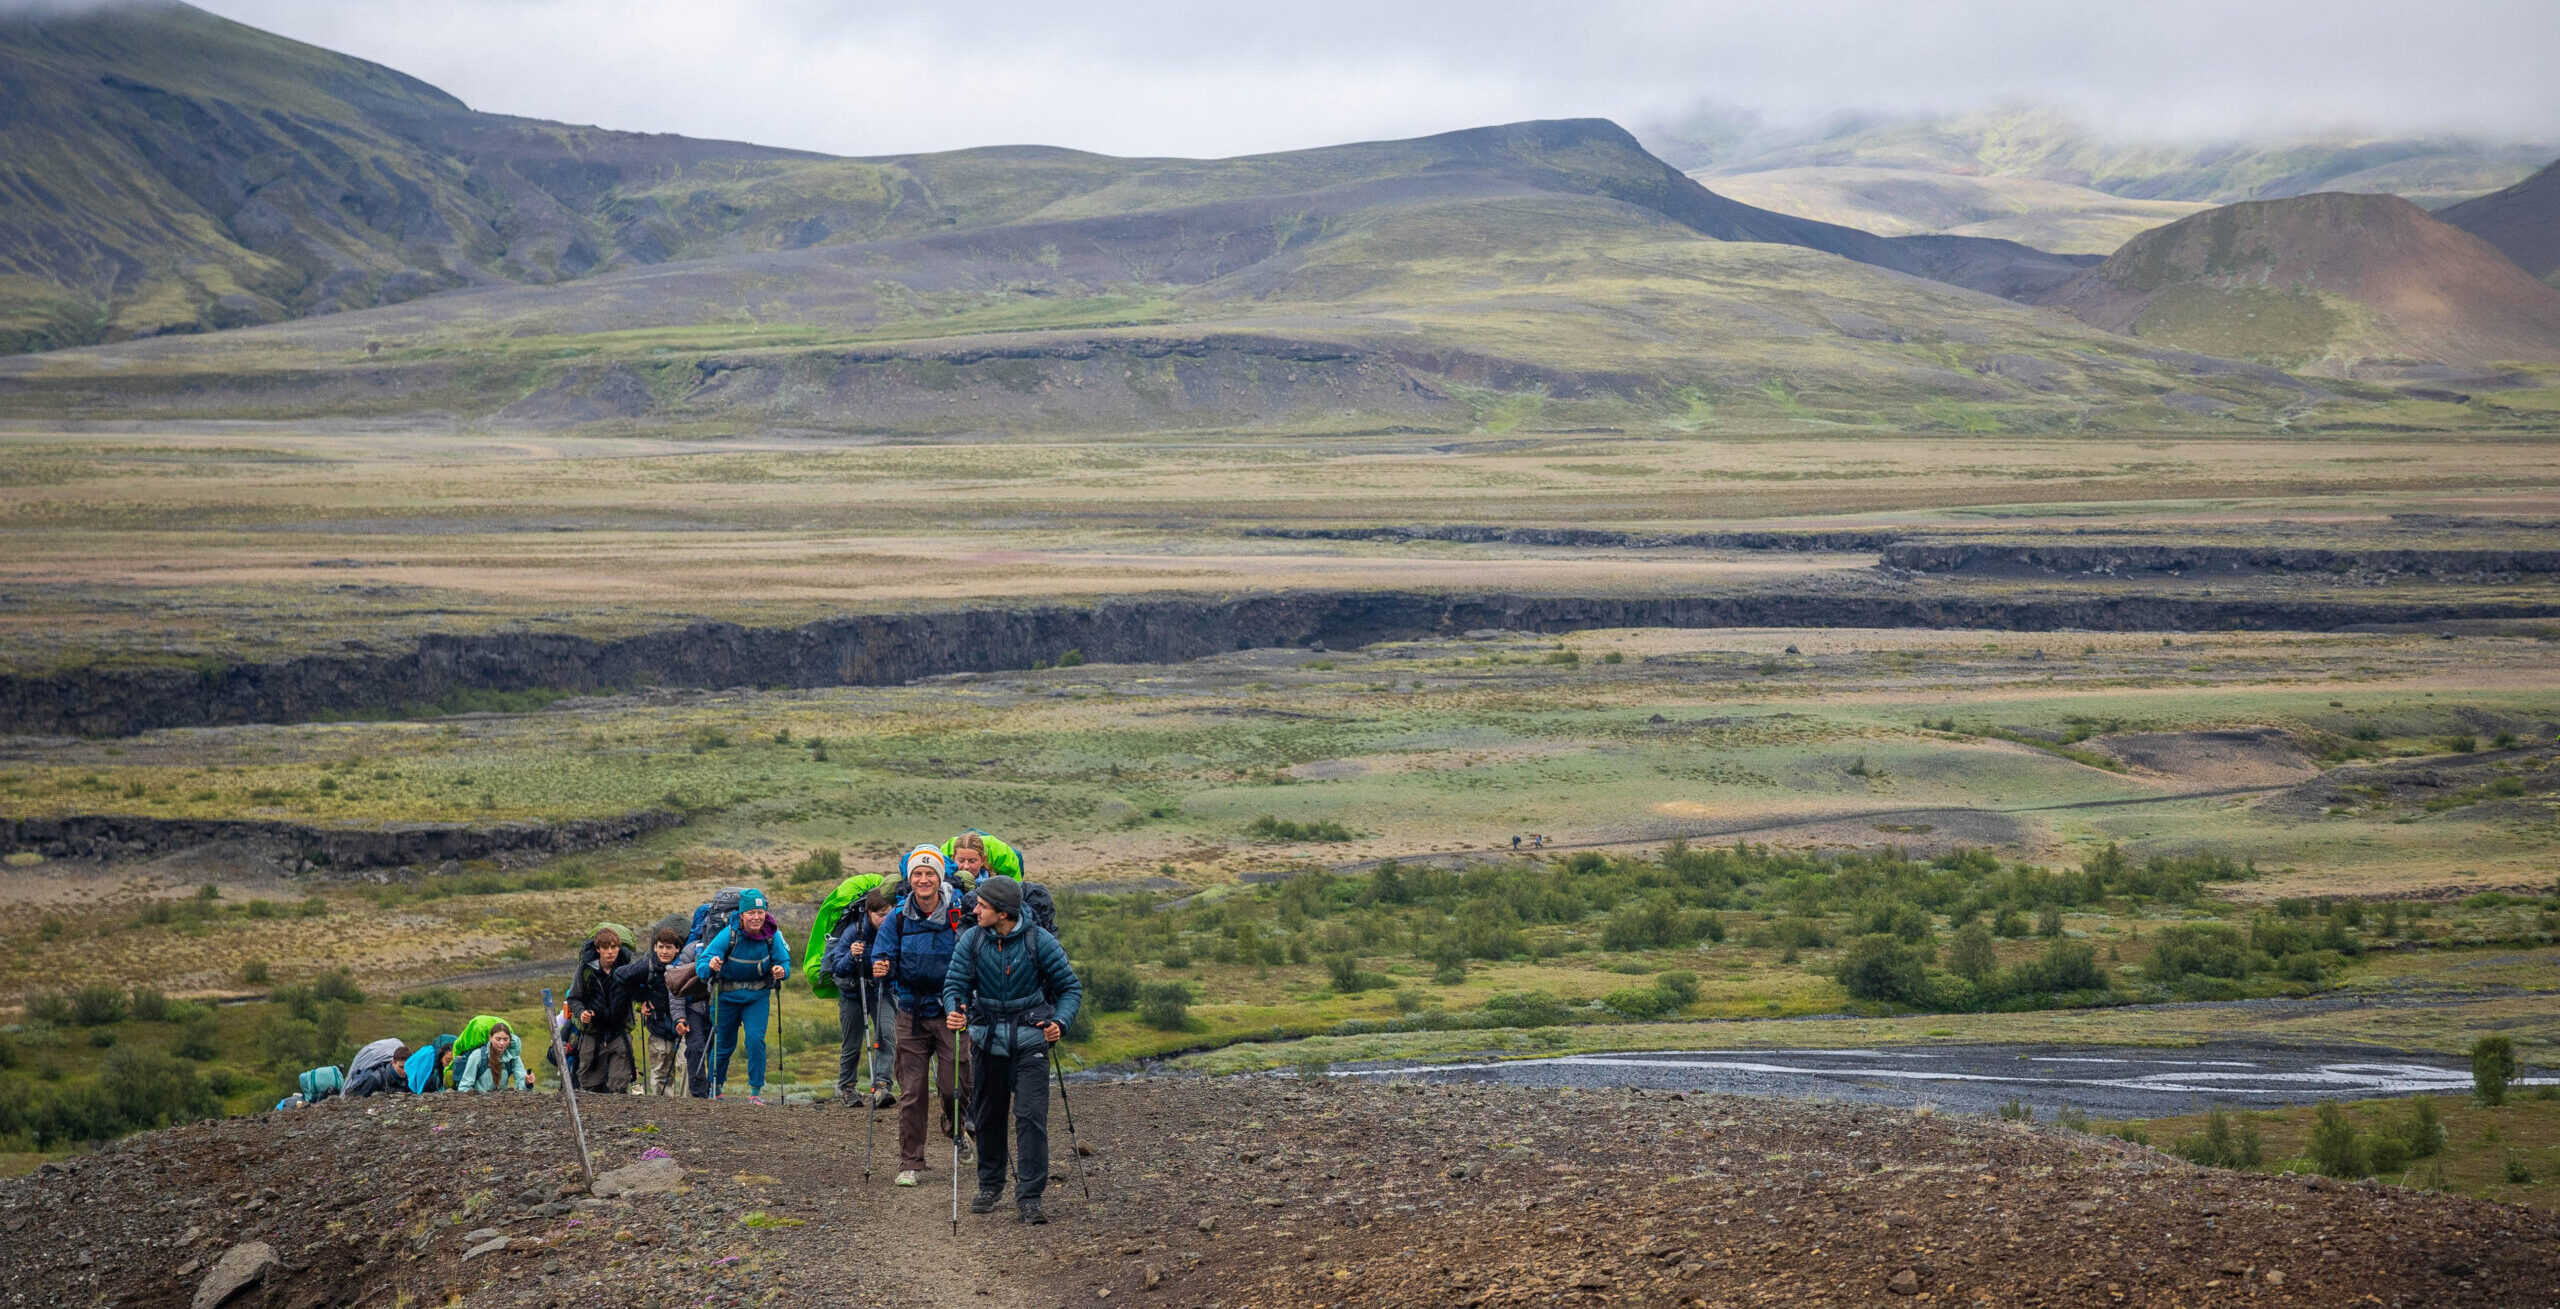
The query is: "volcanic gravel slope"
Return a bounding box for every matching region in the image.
[7,1079,2556,1308]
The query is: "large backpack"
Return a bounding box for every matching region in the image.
[454,1014,511,1059]
[298,1065,344,1101]
[806,872,889,1000]
[1019,881,1058,936]
[688,887,748,948]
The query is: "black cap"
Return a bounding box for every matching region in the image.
[976,874,1023,916]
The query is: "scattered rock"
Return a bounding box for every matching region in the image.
[1888,1268,1921,1296]
[462,1227,503,1244]
[191,1242,277,1309]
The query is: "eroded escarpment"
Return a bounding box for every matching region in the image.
[0,809,682,874]
[9,586,2560,739]
[1881,541,2560,579]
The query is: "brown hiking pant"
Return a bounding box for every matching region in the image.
[893,1007,970,1170]
[573,1030,634,1094]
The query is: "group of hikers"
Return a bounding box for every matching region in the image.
[278,831,1084,1224]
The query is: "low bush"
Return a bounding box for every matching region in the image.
[1138,982,1193,1031]
[1247,815,1354,842]
[2473,1035,2515,1106]
[1084,963,1141,1013]
[400,987,462,1011]
[2171,1106,2264,1169]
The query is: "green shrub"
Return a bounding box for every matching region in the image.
[1247,815,1354,841]
[22,988,73,1026]
[1654,970,1699,1006]
[1138,982,1193,1031]
[1480,991,1573,1027]
[241,960,270,984]
[310,968,365,1006]
[2309,1102,2369,1178]
[126,985,169,1024]
[1432,962,1467,985]
[71,983,130,1026]
[1057,649,1086,667]
[2473,1035,2515,1106]
[1948,921,1996,981]
[2035,904,2065,937]
[400,987,462,1011]
[1084,963,1141,1013]
[172,1016,219,1062]
[1833,934,1930,1006]
[790,848,844,885]
[2504,1157,2535,1185]
[1602,987,1673,1019]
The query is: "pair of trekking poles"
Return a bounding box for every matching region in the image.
[849,976,1090,1231]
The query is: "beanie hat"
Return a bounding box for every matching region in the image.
[903,845,947,878]
[737,889,769,913]
[976,875,1023,917]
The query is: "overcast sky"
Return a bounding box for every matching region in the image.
[172,0,2560,158]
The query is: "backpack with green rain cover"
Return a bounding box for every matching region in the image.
[805,872,889,1000]
[941,832,1022,881]
[942,832,1055,934]
[454,1014,511,1059]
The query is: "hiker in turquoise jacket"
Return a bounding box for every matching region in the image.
[942,874,1082,1225]
[700,887,792,1102]
[455,1022,530,1091]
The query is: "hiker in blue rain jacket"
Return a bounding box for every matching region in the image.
[699,887,792,1103]
[872,844,974,1185]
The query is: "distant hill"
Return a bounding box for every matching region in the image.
[1703,168,2212,255]
[0,2,2094,358]
[2039,193,2560,380]
[2436,159,2560,283]
[1654,104,2552,208]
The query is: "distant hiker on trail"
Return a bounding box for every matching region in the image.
[405,1034,458,1094]
[1511,834,1520,851]
[822,884,899,1108]
[568,923,646,1094]
[874,845,974,1186]
[342,1037,408,1098]
[944,874,1082,1225]
[700,887,792,1103]
[638,928,685,1095]
[454,1019,531,1092]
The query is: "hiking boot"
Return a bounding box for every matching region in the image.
[894,1170,919,1187]
[1017,1198,1047,1225]
[872,1088,897,1109]
[970,1188,1002,1214]
[747,1095,766,1106]
[955,1137,973,1163]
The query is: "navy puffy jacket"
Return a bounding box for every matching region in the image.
[871,890,970,1016]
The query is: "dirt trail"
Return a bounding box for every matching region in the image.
[9,1078,2557,1307]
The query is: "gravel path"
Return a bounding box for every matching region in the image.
[7,1076,2556,1307]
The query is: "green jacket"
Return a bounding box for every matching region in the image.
[941,918,1081,1058]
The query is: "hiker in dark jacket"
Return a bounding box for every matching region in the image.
[944,874,1081,1224]
[635,928,684,1095]
[668,934,714,1097]
[873,845,973,1185]
[567,923,645,1093]
[700,888,792,1102]
[822,886,899,1108]
[342,1037,409,1098]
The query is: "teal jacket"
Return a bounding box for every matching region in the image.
[941,919,1081,1058]
[456,1041,529,1091]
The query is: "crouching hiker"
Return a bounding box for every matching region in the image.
[701,888,791,1103]
[342,1037,409,1098]
[406,1034,458,1094]
[874,845,973,1186]
[455,1019,532,1091]
[945,874,1082,1225]
[823,886,899,1108]
[569,923,647,1093]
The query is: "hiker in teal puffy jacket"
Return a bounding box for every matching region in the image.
[700,887,792,1102]
[943,874,1081,1224]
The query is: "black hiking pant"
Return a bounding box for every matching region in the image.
[836,987,894,1098]
[969,1040,1051,1202]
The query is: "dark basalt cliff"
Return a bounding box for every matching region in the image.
[1,809,681,873]
[10,587,2560,739]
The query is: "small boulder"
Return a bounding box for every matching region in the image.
[592,1156,685,1198]
[1887,1269,1921,1296]
[191,1242,278,1309]
[462,1228,503,1244]
[463,1237,510,1261]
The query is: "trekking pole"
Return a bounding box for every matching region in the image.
[540,988,597,1191]
[860,974,880,1181]
[1046,1042,1094,1202]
